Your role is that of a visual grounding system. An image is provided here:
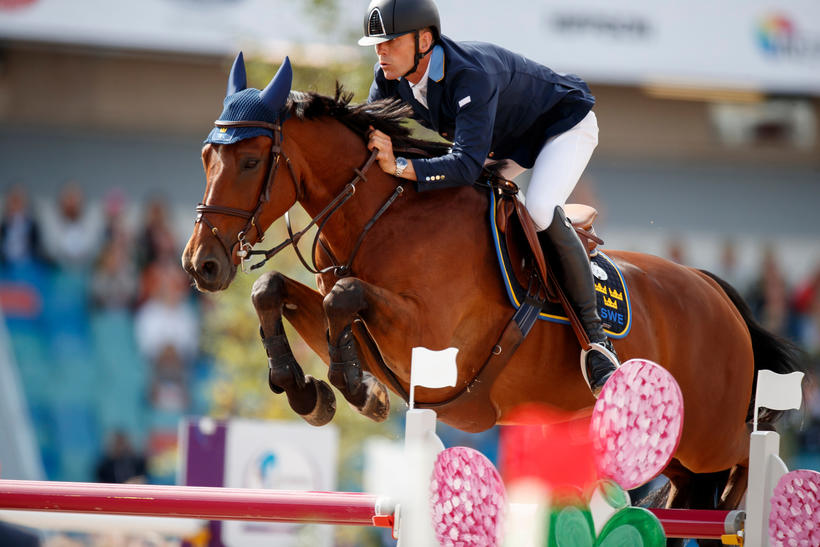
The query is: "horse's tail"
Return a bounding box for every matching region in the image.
[700,270,806,427]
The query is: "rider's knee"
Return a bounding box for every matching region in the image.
[526,197,561,231]
[323,277,366,319]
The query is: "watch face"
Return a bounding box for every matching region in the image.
[395,157,408,176]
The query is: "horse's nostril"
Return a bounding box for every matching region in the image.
[200,259,220,279]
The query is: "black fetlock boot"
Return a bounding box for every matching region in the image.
[539,206,619,398]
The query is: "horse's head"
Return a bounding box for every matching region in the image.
[182,53,299,291]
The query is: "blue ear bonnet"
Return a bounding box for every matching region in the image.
[205,89,284,144]
[205,53,293,145]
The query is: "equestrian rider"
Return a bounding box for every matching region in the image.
[359,0,619,397]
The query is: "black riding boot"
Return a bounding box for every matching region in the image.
[539,206,619,397]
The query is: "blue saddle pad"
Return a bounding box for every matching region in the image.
[489,191,631,338]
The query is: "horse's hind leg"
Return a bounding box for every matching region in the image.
[252,271,336,426]
[323,277,396,422]
[719,464,748,509]
[664,459,732,546]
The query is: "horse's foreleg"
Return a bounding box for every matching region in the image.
[323,277,393,422]
[251,271,336,426]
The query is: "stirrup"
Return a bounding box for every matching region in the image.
[580,342,620,397]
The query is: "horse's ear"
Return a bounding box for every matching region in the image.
[260,56,292,113]
[226,51,247,97]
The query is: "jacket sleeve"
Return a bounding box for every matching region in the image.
[411,69,497,191]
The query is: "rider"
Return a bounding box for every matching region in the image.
[358,0,619,397]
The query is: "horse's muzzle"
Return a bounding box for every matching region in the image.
[181,245,236,292]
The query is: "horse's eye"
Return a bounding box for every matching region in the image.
[244,159,260,170]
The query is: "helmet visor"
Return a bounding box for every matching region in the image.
[358,30,411,46]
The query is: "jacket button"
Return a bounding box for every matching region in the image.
[426,176,431,181]
[489,151,495,158]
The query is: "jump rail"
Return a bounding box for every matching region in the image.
[0,479,740,540]
[0,480,392,528]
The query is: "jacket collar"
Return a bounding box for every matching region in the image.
[428,44,445,83]
[423,44,445,130]
[395,44,446,130]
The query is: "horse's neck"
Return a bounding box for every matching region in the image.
[292,119,395,258]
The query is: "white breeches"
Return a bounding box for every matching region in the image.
[489,110,599,231]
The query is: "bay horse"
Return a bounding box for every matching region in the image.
[181,56,802,519]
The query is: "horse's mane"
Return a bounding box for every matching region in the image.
[286,84,451,159]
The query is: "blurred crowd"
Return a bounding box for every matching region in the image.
[667,237,820,471]
[0,182,208,484]
[2,182,819,484]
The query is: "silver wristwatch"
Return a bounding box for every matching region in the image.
[394,156,409,177]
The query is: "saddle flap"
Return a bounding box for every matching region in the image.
[512,198,549,286]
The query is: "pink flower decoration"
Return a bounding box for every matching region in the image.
[590,359,684,490]
[769,469,820,547]
[430,446,506,547]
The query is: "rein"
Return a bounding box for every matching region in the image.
[196,119,403,277]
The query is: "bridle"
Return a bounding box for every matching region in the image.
[195,118,402,277]
[195,119,291,270]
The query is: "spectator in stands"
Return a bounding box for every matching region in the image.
[714,238,748,294]
[90,241,138,311]
[150,344,189,413]
[95,430,147,484]
[41,182,102,270]
[0,184,47,268]
[794,264,820,355]
[134,259,199,364]
[746,245,792,338]
[135,197,178,272]
[102,187,132,250]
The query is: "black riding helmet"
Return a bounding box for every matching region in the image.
[358,0,440,46]
[359,0,440,77]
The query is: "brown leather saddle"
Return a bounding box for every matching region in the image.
[491,178,604,348]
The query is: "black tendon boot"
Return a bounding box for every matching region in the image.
[539,206,619,397]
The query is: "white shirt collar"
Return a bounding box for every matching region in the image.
[405,59,431,109]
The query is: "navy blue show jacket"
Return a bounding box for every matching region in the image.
[367,35,595,191]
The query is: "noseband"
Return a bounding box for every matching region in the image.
[195,119,396,276]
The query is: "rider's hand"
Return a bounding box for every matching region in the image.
[367,125,397,175]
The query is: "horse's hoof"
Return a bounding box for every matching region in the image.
[356,374,390,423]
[298,376,337,427]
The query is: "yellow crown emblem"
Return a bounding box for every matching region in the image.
[608,288,624,301]
[595,282,608,294]
[604,297,618,309]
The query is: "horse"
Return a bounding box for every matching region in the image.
[181,55,802,523]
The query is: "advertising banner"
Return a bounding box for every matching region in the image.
[1,0,818,93]
[179,417,339,547]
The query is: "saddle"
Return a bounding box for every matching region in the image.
[490,177,604,346]
[495,189,603,293]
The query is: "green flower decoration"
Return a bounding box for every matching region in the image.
[545,481,666,547]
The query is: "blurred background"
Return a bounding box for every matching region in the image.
[0,0,818,545]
